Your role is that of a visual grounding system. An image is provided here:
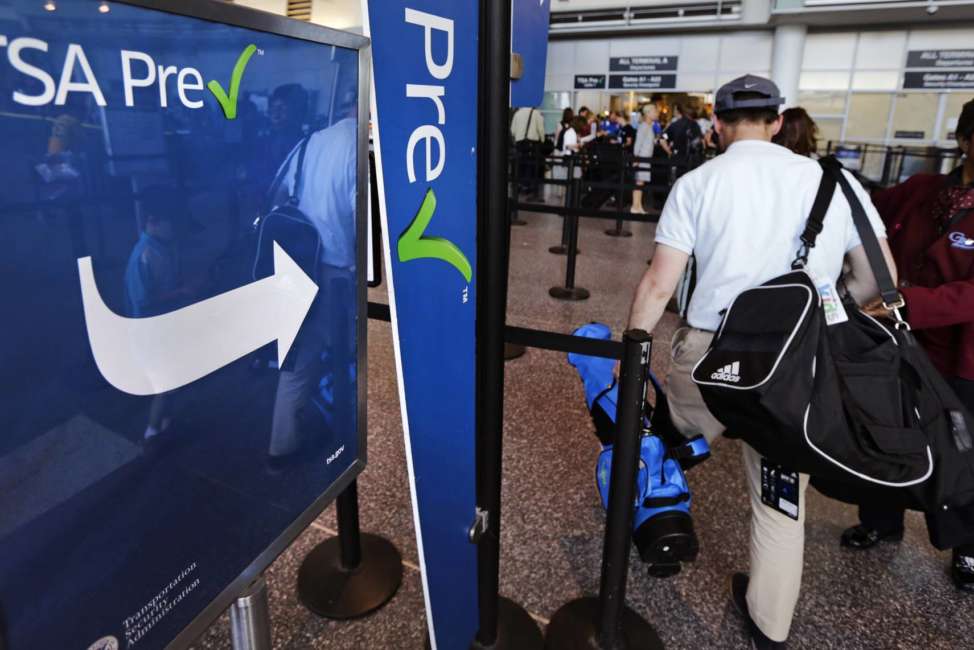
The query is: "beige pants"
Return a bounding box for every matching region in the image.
[668,327,810,643]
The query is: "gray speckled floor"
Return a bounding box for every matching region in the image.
[191,210,972,649]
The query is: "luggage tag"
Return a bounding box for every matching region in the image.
[760,458,800,520]
[809,269,848,326]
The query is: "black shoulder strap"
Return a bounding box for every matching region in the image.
[820,156,901,307]
[264,134,310,211]
[522,108,534,141]
[290,135,311,204]
[792,159,837,269]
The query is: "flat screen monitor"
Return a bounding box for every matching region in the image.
[0,1,369,648]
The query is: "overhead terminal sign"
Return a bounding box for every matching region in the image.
[610,55,678,72]
[575,74,607,89]
[609,73,677,90]
[906,49,974,69]
[364,1,480,648]
[0,2,366,649]
[904,70,974,89]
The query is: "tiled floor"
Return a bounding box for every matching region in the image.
[193,210,973,649]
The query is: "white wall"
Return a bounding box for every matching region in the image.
[232,0,362,31]
[234,0,287,16]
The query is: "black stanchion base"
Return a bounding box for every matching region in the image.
[548,245,581,255]
[544,597,663,650]
[504,343,527,360]
[469,596,545,650]
[297,533,403,620]
[604,229,633,238]
[511,216,528,226]
[549,286,590,301]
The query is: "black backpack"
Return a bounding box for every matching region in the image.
[690,156,974,549]
[253,135,320,281]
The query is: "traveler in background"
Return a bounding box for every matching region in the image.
[619,112,637,150]
[555,107,574,153]
[578,106,599,142]
[839,98,974,593]
[625,74,895,649]
[510,105,546,200]
[659,103,702,160]
[773,107,819,158]
[631,103,658,215]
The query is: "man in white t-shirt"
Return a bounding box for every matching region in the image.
[626,75,897,649]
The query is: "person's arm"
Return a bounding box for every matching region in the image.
[627,244,691,333]
[531,110,545,141]
[900,281,974,330]
[842,241,898,306]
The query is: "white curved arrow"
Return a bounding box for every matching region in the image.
[78,242,318,396]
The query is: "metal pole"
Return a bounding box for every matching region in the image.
[549,171,589,301]
[230,578,272,650]
[597,330,651,648]
[336,481,363,570]
[474,0,541,648]
[550,155,574,255]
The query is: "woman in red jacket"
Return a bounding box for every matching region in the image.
[841,99,974,592]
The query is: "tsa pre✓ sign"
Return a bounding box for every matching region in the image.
[0,1,367,649]
[364,1,480,648]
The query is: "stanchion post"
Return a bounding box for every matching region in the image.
[473,0,543,647]
[549,170,589,301]
[605,150,632,238]
[550,155,575,255]
[510,149,526,226]
[597,330,651,648]
[296,480,403,620]
[230,577,272,650]
[543,330,663,650]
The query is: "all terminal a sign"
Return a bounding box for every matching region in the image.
[610,55,678,72]
[906,49,974,69]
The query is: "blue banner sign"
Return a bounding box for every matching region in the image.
[511,0,551,108]
[364,1,480,648]
[0,2,367,648]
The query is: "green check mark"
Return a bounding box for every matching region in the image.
[398,189,472,283]
[207,44,258,120]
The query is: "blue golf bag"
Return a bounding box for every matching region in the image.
[570,323,710,577]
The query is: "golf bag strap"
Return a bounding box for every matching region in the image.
[644,493,690,508]
[821,156,902,308]
[793,163,838,269]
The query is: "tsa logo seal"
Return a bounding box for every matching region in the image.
[87,636,119,650]
[949,232,974,250]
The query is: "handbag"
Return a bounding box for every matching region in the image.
[253,135,321,281]
[690,156,974,548]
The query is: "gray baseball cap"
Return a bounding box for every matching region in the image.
[714,74,785,113]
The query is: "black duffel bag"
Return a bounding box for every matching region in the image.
[690,156,974,549]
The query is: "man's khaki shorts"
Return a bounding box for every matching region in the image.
[667,326,725,444]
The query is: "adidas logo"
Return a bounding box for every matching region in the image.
[710,361,741,383]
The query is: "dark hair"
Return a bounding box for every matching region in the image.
[715,91,780,126]
[579,106,590,116]
[140,185,184,222]
[561,107,574,124]
[773,107,819,157]
[572,116,588,133]
[958,99,974,143]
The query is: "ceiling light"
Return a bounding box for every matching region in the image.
[98,1,110,13]
[43,0,56,11]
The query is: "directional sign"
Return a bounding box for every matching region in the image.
[575,74,607,89]
[0,2,367,649]
[364,1,480,648]
[78,242,318,396]
[609,73,677,89]
[904,70,974,89]
[906,49,974,69]
[610,55,678,72]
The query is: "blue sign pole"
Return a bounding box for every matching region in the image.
[363,1,480,648]
[511,0,551,108]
